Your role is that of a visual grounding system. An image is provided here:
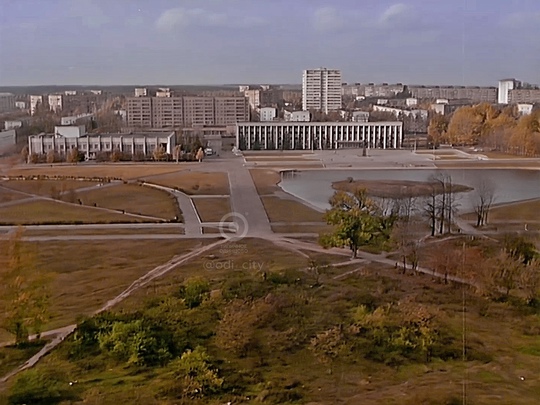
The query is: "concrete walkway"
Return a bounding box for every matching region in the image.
[142,182,202,236]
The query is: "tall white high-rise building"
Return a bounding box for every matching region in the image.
[29,95,43,115]
[48,94,63,113]
[498,78,519,104]
[302,68,342,114]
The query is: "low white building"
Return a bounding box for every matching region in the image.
[260,107,277,122]
[352,111,370,122]
[54,125,86,138]
[114,110,127,122]
[90,90,102,95]
[4,120,22,130]
[406,98,418,106]
[28,131,176,160]
[517,103,534,116]
[15,101,26,109]
[284,110,311,122]
[373,105,428,119]
[61,113,94,126]
[64,90,77,96]
[0,129,16,151]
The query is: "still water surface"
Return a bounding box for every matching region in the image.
[279,169,540,212]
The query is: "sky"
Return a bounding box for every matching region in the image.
[0,0,539,86]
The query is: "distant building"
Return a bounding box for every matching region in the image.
[260,107,277,121]
[114,110,127,122]
[28,131,176,160]
[64,90,77,96]
[135,88,148,97]
[377,99,389,105]
[509,89,540,104]
[15,101,26,109]
[302,68,342,113]
[90,90,102,95]
[410,85,498,103]
[0,93,15,113]
[498,79,519,104]
[156,88,172,98]
[4,120,22,130]
[241,87,283,109]
[54,125,86,138]
[352,111,370,122]
[0,129,17,151]
[236,122,402,150]
[62,94,105,115]
[48,94,63,113]
[517,103,534,115]
[29,95,43,115]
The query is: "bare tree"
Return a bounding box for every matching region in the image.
[472,178,496,227]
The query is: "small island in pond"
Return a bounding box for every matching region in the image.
[332,179,473,198]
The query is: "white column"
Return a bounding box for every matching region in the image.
[383,126,387,149]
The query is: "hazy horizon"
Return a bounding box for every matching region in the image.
[0,0,539,87]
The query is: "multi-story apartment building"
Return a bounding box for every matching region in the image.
[260,107,277,122]
[498,79,519,104]
[409,85,497,103]
[509,89,540,104]
[0,93,15,113]
[302,68,342,113]
[183,96,216,126]
[151,97,183,128]
[126,97,152,128]
[126,96,249,128]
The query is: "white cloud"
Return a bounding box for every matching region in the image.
[379,3,409,25]
[156,7,264,31]
[312,6,344,32]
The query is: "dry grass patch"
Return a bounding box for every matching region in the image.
[249,169,282,195]
[483,199,540,222]
[436,161,540,169]
[271,223,331,234]
[1,179,99,197]
[262,196,324,222]
[333,179,472,198]
[0,239,207,332]
[146,171,229,195]
[0,187,27,204]
[22,227,185,237]
[77,183,180,220]
[7,164,182,180]
[0,200,148,224]
[193,197,231,222]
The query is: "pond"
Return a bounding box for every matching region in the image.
[279,168,540,212]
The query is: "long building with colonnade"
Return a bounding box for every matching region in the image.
[236,122,403,150]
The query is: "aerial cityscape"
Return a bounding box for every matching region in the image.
[0,1,539,404]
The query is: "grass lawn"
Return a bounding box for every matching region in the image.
[333,179,472,198]
[145,171,230,195]
[0,187,27,204]
[0,239,207,334]
[1,179,99,198]
[0,200,149,225]
[261,196,324,222]
[0,341,46,376]
[244,157,319,162]
[7,164,183,180]
[193,197,231,223]
[77,183,180,220]
[249,169,282,195]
